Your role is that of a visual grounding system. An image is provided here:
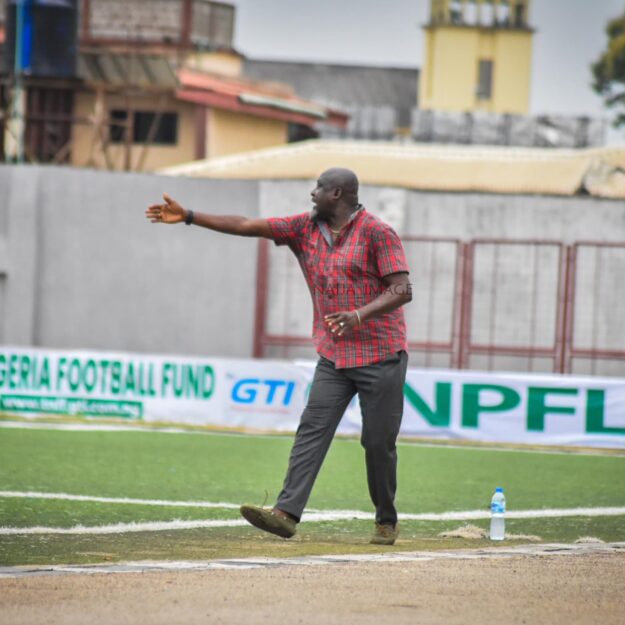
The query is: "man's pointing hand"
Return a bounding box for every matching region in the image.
[146,193,187,224]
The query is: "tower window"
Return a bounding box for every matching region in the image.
[450,0,462,24]
[481,0,495,26]
[514,2,526,27]
[464,0,478,25]
[477,60,493,100]
[495,0,510,26]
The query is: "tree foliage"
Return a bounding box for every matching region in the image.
[592,11,625,127]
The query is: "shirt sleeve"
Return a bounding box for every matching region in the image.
[372,224,410,277]
[266,213,310,251]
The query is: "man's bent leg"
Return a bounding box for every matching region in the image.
[350,351,408,525]
[275,357,356,520]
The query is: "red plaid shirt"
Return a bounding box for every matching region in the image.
[267,207,409,368]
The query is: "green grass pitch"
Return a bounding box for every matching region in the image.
[0,423,624,566]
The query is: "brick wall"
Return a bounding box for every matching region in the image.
[87,0,234,48]
[89,0,183,42]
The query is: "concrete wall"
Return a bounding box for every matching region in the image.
[2,167,624,374]
[258,180,625,243]
[402,192,625,243]
[0,165,259,357]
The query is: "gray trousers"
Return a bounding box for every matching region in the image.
[276,351,408,525]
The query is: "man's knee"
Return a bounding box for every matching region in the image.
[360,431,398,455]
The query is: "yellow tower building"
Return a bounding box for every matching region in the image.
[420,0,534,114]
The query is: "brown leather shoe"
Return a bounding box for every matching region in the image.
[369,522,399,545]
[240,504,297,539]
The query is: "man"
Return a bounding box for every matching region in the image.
[146,168,411,545]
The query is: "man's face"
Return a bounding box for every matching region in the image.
[310,176,338,221]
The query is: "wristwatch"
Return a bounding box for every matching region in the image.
[184,210,194,225]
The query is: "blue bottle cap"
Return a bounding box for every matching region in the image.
[495,487,504,493]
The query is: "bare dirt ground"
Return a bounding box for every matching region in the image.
[1,550,624,625]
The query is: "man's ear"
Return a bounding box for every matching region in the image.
[332,187,342,200]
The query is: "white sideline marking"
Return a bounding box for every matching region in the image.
[0,519,249,535]
[1,542,624,578]
[1,490,625,535]
[0,491,241,510]
[0,420,278,440]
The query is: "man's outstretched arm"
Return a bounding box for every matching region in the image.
[146,193,273,238]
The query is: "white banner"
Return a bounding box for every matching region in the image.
[1,347,624,448]
[399,368,625,447]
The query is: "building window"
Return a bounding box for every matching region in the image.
[24,87,74,163]
[109,110,178,145]
[134,112,178,144]
[477,60,494,100]
[288,123,319,143]
[110,110,127,143]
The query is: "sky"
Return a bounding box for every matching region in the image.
[229,0,625,139]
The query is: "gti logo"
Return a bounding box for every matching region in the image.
[231,378,296,405]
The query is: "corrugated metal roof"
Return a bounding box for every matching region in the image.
[176,68,347,126]
[238,93,327,119]
[77,52,178,88]
[159,139,625,199]
[243,60,419,127]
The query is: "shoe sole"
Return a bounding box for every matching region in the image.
[240,505,296,539]
[369,538,397,545]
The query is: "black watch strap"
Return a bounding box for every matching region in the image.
[184,210,194,225]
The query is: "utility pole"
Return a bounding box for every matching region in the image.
[11,0,30,163]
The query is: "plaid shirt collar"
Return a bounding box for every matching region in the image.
[312,204,365,247]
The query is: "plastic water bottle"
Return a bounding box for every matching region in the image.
[489,487,506,541]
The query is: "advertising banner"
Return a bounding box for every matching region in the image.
[399,368,625,447]
[0,347,309,429]
[1,347,624,448]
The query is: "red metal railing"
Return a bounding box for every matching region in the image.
[459,239,566,373]
[253,237,625,376]
[563,242,625,375]
[403,237,464,369]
